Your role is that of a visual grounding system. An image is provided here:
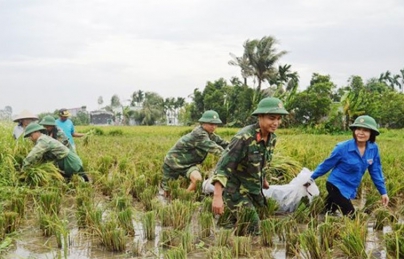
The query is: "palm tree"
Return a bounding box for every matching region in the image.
[131,90,144,106]
[243,36,288,92]
[228,53,253,85]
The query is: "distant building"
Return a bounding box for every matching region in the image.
[90,110,114,125]
[67,106,87,117]
[166,109,180,126]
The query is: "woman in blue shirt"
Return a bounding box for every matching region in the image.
[309,115,389,217]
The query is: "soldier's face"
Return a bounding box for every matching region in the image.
[28,131,41,142]
[44,125,53,132]
[202,123,218,134]
[258,114,282,133]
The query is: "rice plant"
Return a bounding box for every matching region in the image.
[235,207,258,236]
[206,246,232,259]
[3,212,20,234]
[258,197,278,219]
[142,211,156,240]
[169,200,194,231]
[180,227,193,253]
[131,174,147,199]
[139,186,158,211]
[260,218,275,247]
[129,239,143,257]
[37,189,62,215]
[118,207,135,236]
[254,247,274,259]
[20,162,65,187]
[373,207,392,231]
[231,235,252,257]
[198,212,213,238]
[164,246,187,259]
[160,228,176,248]
[215,228,232,246]
[299,227,329,259]
[384,223,404,258]
[112,193,132,211]
[339,217,368,258]
[97,219,126,252]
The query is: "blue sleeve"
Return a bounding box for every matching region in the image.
[368,146,387,195]
[311,144,342,180]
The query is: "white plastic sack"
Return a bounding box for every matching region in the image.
[262,167,320,212]
[202,167,320,213]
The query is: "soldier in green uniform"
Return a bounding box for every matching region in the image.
[211,97,289,235]
[22,123,89,182]
[162,110,229,197]
[39,115,73,151]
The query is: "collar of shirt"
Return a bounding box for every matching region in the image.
[347,138,376,153]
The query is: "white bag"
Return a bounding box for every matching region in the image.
[202,167,320,213]
[262,167,320,212]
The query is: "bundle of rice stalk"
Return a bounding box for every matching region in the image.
[20,163,64,187]
[264,153,302,185]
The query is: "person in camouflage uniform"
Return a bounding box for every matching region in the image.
[162,110,229,197]
[211,97,289,235]
[39,115,73,151]
[22,123,89,182]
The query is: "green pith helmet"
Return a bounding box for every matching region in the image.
[198,110,222,124]
[24,123,46,138]
[251,97,289,116]
[349,115,379,135]
[39,115,56,126]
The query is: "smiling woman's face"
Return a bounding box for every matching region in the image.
[354,127,371,143]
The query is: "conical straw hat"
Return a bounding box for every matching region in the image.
[13,110,38,122]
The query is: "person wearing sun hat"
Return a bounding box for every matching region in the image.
[22,122,89,182]
[39,115,73,150]
[211,97,289,235]
[161,110,229,197]
[12,110,38,139]
[55,108,85,151]
[307,115,389,218]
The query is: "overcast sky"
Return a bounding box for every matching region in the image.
[1,0,403,115]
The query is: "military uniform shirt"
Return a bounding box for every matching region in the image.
[211,123,276,195]
[23,134,70,167]
[164,126,229,170]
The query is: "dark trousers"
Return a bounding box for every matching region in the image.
[325,182,355,217]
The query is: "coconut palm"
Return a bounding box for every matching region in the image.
[243,36,288,92]
[228,52,253,85]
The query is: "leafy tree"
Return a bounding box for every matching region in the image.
[288,73,334,126]
[133,92,164,125]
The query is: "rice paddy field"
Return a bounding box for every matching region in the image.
[1,122,404,259]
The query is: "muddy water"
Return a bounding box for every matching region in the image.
[4,195,396,259]
[5,217,393,259]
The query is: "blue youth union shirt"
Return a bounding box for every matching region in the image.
[56,119,75,146]
[311,139,387,199]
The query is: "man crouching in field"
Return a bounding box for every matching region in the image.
[22,122,89,182]
[161,110,229,197]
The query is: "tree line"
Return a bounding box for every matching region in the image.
[37,36,404,130]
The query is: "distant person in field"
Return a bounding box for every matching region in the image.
[22,122,89,182]
[211,97,289,235]
[306,115,389,218]
[39,115,73,150]
[12,110,38,139]
[56,108,85,151]
[161,110,229,197]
